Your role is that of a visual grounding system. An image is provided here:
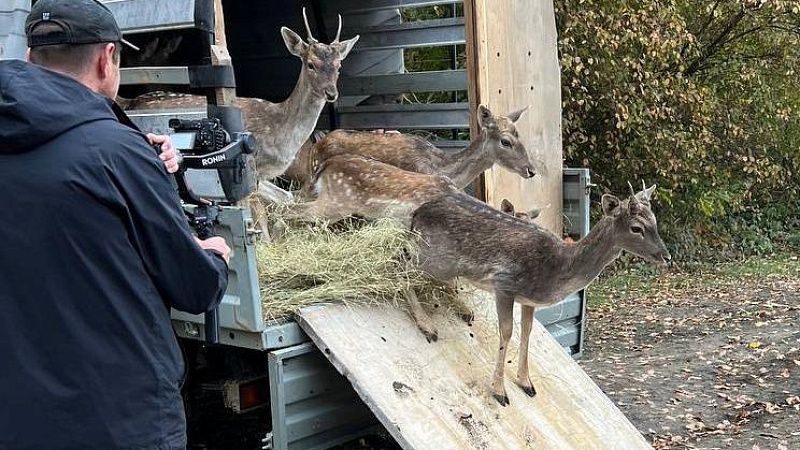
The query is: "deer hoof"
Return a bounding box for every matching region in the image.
[520,384,537,398]
[492,393,510,407]
[269,219,288,241]
[423,330,439,343]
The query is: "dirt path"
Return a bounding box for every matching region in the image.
[580,257,800,449]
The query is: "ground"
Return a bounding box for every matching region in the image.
[580,255,800,450]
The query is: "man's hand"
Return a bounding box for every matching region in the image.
[147,133,180,174]
[195,236,232,264]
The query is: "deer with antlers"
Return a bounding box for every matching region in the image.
[125,9,359,204]
[284,104,536,194]
[407,182,670,405]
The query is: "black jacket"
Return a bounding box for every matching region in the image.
[0,60,228,450]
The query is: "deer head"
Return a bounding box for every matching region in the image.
[601,182,671,265]
[123,35,183,67]
[280,8,360,103]
[477,105,537,179]
[500,198,540,222]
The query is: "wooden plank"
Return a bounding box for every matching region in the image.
[463,0,485,200]
[466,0,563,233]
[296,294,649,450]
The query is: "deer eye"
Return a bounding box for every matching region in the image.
[500,138,512,148]
[630,225,644,235]
[306,62,315,71]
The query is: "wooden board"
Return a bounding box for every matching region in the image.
[296,293,649,450]
[465,0,563,234]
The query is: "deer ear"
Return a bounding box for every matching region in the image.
[141,37,161,59]
[500,199,515,214]
[506,105,529,123]
[281,27,308,57]
[333,35,360,60]
[645,184,657,201]
[634,184,657,203]
[601,194,621,216]
[164,35,183,54]
[477,105,496,129]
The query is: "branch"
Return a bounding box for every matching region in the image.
[684,8,747,76]
[681,0,722,59]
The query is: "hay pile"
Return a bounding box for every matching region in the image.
[255,214,455,321]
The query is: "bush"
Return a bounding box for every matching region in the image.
[556,0,800,261]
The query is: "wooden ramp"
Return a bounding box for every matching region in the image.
[296,294,650,450]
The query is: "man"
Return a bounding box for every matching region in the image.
[0,0,231,449]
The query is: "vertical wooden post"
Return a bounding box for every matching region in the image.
[463,0,486,201]
[210,0,235,107]
[463,0,563,234]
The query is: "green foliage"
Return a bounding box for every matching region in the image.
[402,5,467,105]
[556,0,800,260]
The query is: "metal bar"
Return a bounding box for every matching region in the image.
[120,67,191,86]
[434,139,468,150]
[100,0,211,34]
[324,0,462,14]
[339,70,467,96]
[354,17,465,51]
[535,294,583,327]
[544,321,581,350]
[563,168,592,358]
[269,343,377,450]
[246,16,464,58]
[268,345,296,450]
[332,102,469,129]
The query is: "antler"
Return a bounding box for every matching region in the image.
[627,181,637,201]
[302,7,318,43]
[333,14,343,43]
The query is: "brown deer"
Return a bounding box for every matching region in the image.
[500,198,540,221]
[284,105,538,223]
[409,183,670,405]
[125,9,359,203]
[287,154,459,223]
[283,104,537,192]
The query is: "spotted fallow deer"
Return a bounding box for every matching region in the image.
[408,183,671,405]
[287,154,459,224]
[285,105,538,223]
[124,9,359,204]
[283,104,537,192]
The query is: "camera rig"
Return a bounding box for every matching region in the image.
[169,115,256,344]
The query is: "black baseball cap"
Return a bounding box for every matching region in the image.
[26,0,139,51]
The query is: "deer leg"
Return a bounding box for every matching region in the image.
[256,179,294,205]
[450,292,474,324]
[491,292,515,406]
[516,305,537,397]
[406,289,438,343]
[284,200,348,223]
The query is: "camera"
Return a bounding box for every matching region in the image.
[169,117,256,204]
[169,118,230,156]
